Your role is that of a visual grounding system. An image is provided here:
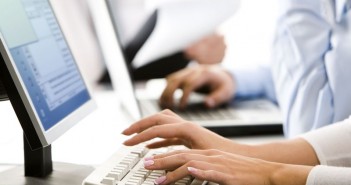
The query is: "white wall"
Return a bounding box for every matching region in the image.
[220,0,279,69]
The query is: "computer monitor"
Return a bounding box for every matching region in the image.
[0,0,96,149]
[0,0,95,153]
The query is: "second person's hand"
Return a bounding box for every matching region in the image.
[184,33,226,65]
[160,65,236,109]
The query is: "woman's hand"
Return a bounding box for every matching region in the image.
[122,109,235,151]
[143,149,313,185]
[160,65,236,109]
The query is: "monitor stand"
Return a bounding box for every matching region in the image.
[24,134,53,177]
[0,135,94,184]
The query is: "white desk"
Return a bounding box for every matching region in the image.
[0,88,284,184]
[0,90,132,166]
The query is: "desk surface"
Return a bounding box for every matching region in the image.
[0,88,284,183]
[0,90,133,166]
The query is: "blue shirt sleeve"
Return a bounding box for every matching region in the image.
[230,66,277,103]
[272,0,351,137]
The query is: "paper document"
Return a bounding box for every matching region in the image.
[132,0,240,68]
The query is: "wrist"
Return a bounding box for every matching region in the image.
[225,140,255,157]
[270,163,313,185]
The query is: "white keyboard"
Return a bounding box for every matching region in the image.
[83,144,218,185]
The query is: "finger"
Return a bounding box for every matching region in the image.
[122,111,180,135]
[146,138,184,149]
[145,153,210,171]
[159,109,183,119]
[205,84,233,108]
[160,69,192,108]
[147,152,230,171]
[152,149,222,160]
[179,72,208,109]
[123,122,189,146]
[152,149,202,160]
[155,160,224,185]
[187,166,232,185]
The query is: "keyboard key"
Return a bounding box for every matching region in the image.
[131,146,149,157]
[130,177,143,185]
[83,144,200,185]
[101,177,115,185]
[142,182,154,185]
[106,172,119,180]
[125,179,140,185]
[175,182,188,185]
[190,179,207,185]
[135,171,149,178]
[207,182,219,185]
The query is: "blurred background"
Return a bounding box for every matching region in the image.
[220,0,278,70]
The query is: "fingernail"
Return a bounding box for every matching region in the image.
[155,176,167,185]
[144,160,154,167]
[144,156,154,161]
[188,167,198,173]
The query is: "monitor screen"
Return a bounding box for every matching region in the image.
[0,0,94,148]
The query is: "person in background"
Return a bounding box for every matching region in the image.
[160,0,351,137]
[105,0,228,81]
[122,109,351,185]
[52,0,228,85]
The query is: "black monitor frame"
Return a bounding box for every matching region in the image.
[0,37,53,177]
[0,78,8,101]
[0,38,43,150]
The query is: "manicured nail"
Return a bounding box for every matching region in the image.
[155,176,167,185]
[144,160,154,167]
[144,156,154,161]
[188,167,199,174]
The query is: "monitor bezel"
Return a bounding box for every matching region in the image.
[0,25,96,149]
[0,78,8,101]
[88,0,143,120]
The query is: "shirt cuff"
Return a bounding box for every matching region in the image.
[301,117,351,166]
[230,66,276,102]
[306,165,351,185]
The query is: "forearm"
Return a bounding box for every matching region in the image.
[229,138,320,166]
[220,138,316,185]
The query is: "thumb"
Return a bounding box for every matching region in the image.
[205,86,233,108]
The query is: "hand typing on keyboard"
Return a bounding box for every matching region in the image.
[120,110,284,185]
[159,65,236,109]
[84,109,315,185]
[122,110,235,151]
[142,149,277,185]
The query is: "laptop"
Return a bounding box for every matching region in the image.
[88,0,283,136]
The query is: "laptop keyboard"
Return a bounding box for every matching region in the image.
[83,144,218,185]
[145,100,238,121]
